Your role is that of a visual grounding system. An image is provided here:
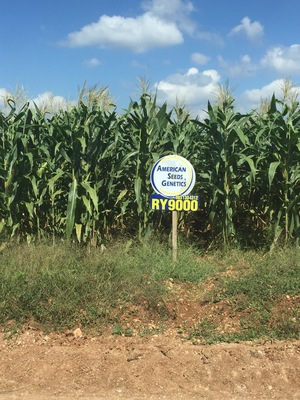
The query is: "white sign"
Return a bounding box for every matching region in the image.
[150,155,196,198]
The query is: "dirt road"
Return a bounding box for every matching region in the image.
[1,330,300,400]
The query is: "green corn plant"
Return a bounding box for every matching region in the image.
[1,82,299,250]
[0,106,10,237]
[254,91,300,248]
[48,101,118,242]
[194,92,253,246]
[114,92,173,238]
[1,101,56,240]
[1,102,38,238]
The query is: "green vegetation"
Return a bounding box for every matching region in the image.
[187,247,300,343]
[0,81,299,343]
[0,81,299,249]
[0,240,299,343]
[0,240,215,331]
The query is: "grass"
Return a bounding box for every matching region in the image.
[0,239,217,329]
[187,248,300,343]
[0,239,299,343]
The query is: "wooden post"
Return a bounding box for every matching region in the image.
[172,210,178,262]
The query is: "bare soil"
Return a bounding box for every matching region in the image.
[1,281,300,400]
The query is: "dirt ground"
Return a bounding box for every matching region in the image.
[0,330,300,400]
[1,281,299,400]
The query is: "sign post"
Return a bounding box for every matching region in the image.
[172,210,178,262]
[149,155,199,262]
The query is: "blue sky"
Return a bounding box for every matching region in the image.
[1,0,300,116]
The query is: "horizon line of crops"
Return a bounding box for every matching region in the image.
[0,81,299,249]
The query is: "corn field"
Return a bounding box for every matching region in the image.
[0,85,299,249]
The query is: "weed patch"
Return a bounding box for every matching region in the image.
[0,241,299,343]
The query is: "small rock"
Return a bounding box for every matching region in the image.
[73,328,83,338]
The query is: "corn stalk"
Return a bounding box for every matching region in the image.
[195,96,252,246]
[255,94,300,248]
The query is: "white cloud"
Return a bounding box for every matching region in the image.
[61,12,183,53]
[229,17,264,41]
[83,57,101,68]
[243,80,284,105]
[0,89,72,114]
[154,67,221,116]
[261,44,300,74]
[239,79,300,112]
[142,0,223,43]
[0,88,28,112]
[141,0,196,35]
[31,92,70,113]
[191,52,210,65]
[142,0,194,19]
[218,54,257,77]
[60,0,225,53]
[0,88,12,108]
